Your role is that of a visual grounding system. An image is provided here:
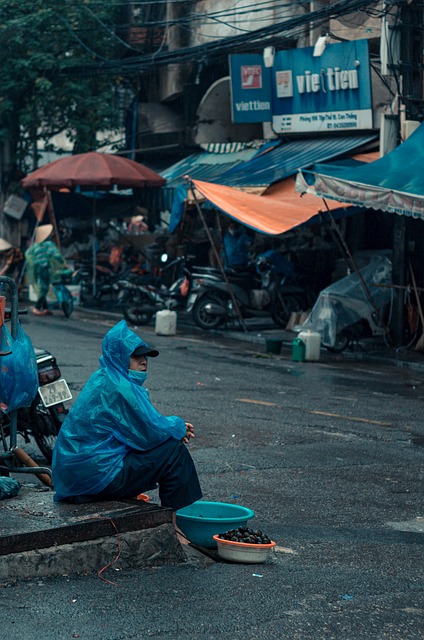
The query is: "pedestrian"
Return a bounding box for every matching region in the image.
[222,221,252,270]
[25,224,66,316]
[52,320,202,533]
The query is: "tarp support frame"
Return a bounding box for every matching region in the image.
[188,179,248,332]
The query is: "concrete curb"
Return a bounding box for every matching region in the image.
[0,523,210,583]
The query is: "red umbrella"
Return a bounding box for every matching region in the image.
[21,152,165,298]
[21,152,165,190]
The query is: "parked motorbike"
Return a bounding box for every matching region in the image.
[189,256,307,330]
[0,311,72,462]
[115,255,194,325]
[301,255,393,352]
[72,248,146,306]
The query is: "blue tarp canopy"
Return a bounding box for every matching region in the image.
[219,134,377,188]
[296,123,424,219]
[166,133,377,232]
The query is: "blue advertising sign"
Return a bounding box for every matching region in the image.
[229,54,272,123]
[271,40,373,133]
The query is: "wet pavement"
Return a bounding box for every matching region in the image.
[1,303,424,578]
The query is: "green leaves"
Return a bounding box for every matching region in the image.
[0,0,128,177]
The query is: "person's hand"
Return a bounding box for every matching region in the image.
[182,422,195,444]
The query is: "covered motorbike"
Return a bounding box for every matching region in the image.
[0,342,72,463]
[301,255,393,352]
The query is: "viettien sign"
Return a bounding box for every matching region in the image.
[229,40,373,132]
[272,40,373,133]
[229,54,272,123]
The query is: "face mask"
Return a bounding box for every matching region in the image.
[128,370,148,385]
[228,228,236,237]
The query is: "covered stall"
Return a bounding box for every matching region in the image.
[21,152,165,295]
[296,123,424,345]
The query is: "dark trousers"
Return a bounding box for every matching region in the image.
[97,438,202,511]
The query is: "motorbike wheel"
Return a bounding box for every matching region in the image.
[272,293,303,328]
[32,409,60,463]
[60,287,74,318]
[123,292,154,326]
[192,294,226,330]
[325,333,351,353]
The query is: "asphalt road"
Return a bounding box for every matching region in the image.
[2,308,424,639]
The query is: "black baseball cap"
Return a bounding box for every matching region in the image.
[132,344,159,358]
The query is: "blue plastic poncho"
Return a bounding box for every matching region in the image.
[52,320,186,500]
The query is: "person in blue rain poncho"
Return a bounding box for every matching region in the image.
[222,221,252,270]
[52,320,202,516]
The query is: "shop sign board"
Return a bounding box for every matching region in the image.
[229,40,372,132]
[271,39,373,133]
[229,54,272,123]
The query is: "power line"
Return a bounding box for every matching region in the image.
[59,0,389,76]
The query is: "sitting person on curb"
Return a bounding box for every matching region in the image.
[52,320,202,537]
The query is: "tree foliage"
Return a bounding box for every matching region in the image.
[0,0,132,181]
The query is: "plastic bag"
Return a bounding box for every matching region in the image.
[301,256,393,347]
[0,476,21,500]
[0,322,38,413]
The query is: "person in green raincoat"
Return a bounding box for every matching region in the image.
[25,224,65,316]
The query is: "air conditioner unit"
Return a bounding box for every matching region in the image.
[402,120,420,140]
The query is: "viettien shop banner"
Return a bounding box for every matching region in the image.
[230,40,373,133]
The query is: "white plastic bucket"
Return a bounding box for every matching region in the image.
[66,284,81,307]
[155,310,177,336]
[298,329,321,361]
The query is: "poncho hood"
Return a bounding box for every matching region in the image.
[100,319,154,374]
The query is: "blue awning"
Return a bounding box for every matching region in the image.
[162,142,270,232]
[219,134,377,187]
[296,124,424,219]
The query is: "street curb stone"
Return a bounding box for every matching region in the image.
[0,523,188,583]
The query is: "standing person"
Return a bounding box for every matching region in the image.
[52,320,202,527]
[25,224,65,316]
[222,221,252,270]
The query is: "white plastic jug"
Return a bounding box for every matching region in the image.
[155,310,177,336]
[298,329,321,361]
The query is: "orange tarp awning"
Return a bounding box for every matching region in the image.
[191,178,348,236]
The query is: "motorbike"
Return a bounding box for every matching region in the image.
[189,255,308,330]
[300,255,393,353]
[72,248,146,306]
[0,311,72,463]
[115,255,195,326]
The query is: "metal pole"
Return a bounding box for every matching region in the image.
[92,193,97,298]
[0,276,18,449]
[187,181,248,331]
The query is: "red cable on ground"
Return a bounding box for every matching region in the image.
[95,517,122,586]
